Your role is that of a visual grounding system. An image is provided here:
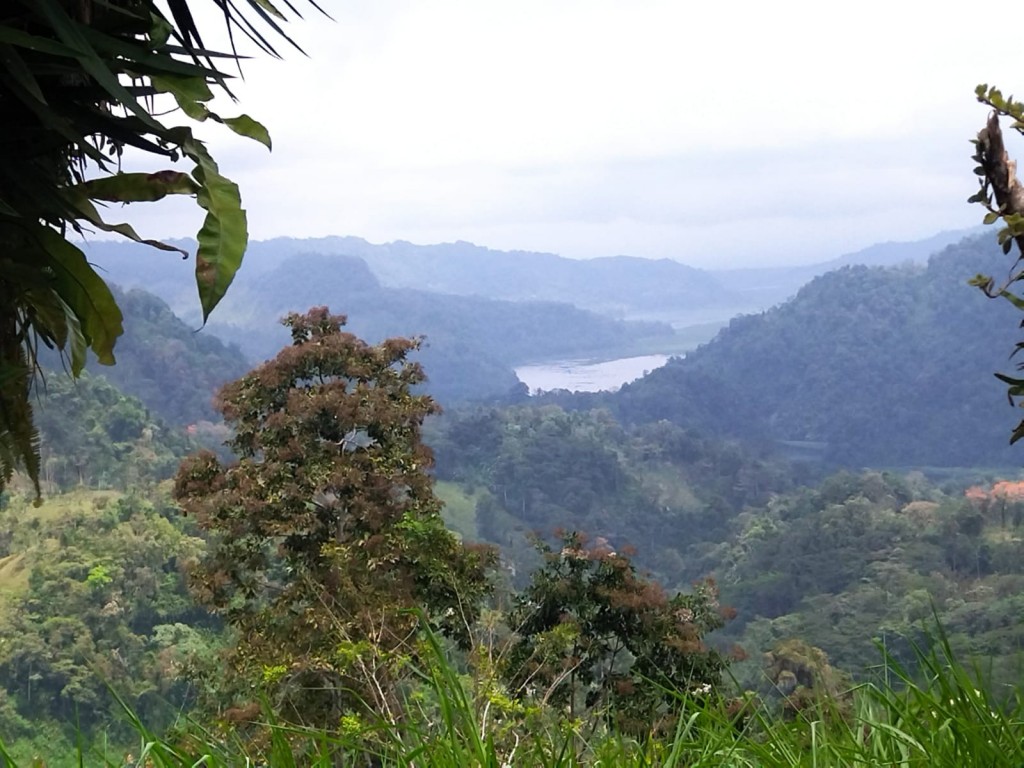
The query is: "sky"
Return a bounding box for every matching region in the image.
[115,0,1024,268]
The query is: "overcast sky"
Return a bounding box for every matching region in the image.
[116,0,1024,268]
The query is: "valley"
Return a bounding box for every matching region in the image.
[3,225,1023,764]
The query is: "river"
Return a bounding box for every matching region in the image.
[514,354,671,394]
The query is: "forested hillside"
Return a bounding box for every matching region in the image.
[82,288,250,426]
[428,405,800,582]
[31,374,195,493]
[427,407,1024,687]
[602,234,1021,467]
[207,254,683,404]
[10,229,1024,766]
[83,245,680,405]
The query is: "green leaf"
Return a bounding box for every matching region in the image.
[33,0,164,133]
[0,24,81,58]
[250,0,289,21]
[31,226,124,366]
[222,115,273,150]
[76,171,200,203]
[0,43,48,105]
[150,74,215,104]
[154,75,272,150]
[61,191,191,258]
[171,129,248,322]
[984,211,1000,225]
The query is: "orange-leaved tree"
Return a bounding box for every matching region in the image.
[174,308,496,725]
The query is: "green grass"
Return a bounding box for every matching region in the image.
[7,623,1024,767]
[435,481,481,540]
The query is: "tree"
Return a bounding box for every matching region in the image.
[0,0,323,500]
[174,308,496,725]
[503,531,729,735]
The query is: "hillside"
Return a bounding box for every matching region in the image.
[171,252,677,404]
[427,404,1024,685]
[31,373,194,492]
[604,233,1023,467]
[82,242,692,404]
[84,288,251,425]
[703,471,1024,687]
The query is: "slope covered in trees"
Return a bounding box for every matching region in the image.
[606,234,1022,467]
[184,252,674,404]
[81,288,250,426]
[32,374,193,493]
[704,470,1024,687]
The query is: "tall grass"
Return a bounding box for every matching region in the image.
[5,626,1024,767]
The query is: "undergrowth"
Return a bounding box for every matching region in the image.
[3,626,1022,767]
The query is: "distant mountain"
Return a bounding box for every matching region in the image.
[83,241,676,405]
[84,228,982,334]
[604,232,1024,467]
[709,226,984,314]
[83,236,729,327]
[93,288,251,425]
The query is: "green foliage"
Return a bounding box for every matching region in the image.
[0,489,215,747]
[0,0,320,499]
[602,237,1024,466]
[969,85,1024,445]
[175,308,497,726]
[504,532,729,735]
[32,372,191,492]
[81,288,251,426]
[430,404,796,586]
[702,470,1024,688]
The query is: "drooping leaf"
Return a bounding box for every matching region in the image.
[154,75,272,149]
[171,129,248,322]
[30,226,124,367]
[222,114,273,149]
[62,192,191,258]
[75,171,200,203]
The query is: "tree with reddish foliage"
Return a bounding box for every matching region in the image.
[503,531,729,735]
[174,308,496,725]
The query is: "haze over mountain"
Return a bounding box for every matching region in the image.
[709,226,985,315]
[585,232,1020,467]
[84,225,982,329]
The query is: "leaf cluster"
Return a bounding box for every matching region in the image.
[0,0,319,500]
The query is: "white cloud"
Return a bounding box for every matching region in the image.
[112,0,1023,266]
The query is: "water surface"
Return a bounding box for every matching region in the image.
[515,354,670,394]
